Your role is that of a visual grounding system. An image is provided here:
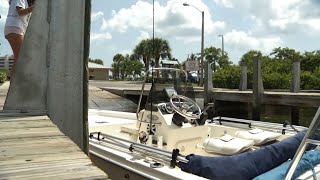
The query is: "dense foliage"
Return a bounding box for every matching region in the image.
[133,38,171,70]
[111,37,179,80]
[88,58,104,65]
[212,47,320,90]
[204,46,232,71]
[0,70,7,83]
[112,53,144,80]
[212,65,241,89]
[110,39,318,90]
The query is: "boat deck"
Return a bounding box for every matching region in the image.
[0,114,108,179]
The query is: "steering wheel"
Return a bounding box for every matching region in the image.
[169,94,201,120]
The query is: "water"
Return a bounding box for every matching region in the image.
[101,91,317,128]
[215,101,317,127]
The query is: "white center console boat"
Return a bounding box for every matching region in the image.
[89,68,320,180]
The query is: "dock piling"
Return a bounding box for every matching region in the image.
[252,55,264,121]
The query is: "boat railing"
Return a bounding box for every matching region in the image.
[211,116,307,134]
[89,132,188,167]
[285,106,320,179]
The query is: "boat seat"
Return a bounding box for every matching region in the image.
[203,134,254,155]
[234,129,281,145]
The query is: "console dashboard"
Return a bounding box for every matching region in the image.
[158,102,174,114]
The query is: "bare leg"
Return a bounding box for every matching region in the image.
[5,33,24,79]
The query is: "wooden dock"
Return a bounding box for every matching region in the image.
[100,87,320,107]
[0,114,108,179]
[213,90,320,107]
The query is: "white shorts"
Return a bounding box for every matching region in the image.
[4,26,25,37]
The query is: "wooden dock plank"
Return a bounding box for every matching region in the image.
[0,115,108,179]
[0,126,65,140]
[0,139,81,158]
[0,120,55,129]
[0,136,74,147]
[0,115,48,121]
[0,151,87,166]
[5,169,107,180]
[1,161,106,179]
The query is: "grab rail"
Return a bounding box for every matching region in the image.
[211,116,307,134]
[285,107,320,180]
[89,132,188,167]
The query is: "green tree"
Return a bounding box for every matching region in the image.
[213,48,320,90]
[112,54,145,80]
[125,55,144,79]
[112,54,125,80]
[212,65,241,88]
[89,58,104,65]
[239,50,263,88]
[239,50,292,89]
[269,47,301,61]
[265,47,302,89]
[301,67,320,90]
[189,53,198,60]
[239,50,262,67]
[314,67,320,89]
[133,40,151,71]
[133,38,172,70]
[120,55,130,80]
[204,46,232,71]
[301,51,320,72]
[153,38,172,68]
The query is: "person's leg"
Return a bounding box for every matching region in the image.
[5,33,24,79]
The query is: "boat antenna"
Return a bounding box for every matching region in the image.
[149,0,155,135]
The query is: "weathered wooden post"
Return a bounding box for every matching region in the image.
[252,55,264,121]
[291,60,301,93]
[204,61,213,106]
[291,59,301,125]
[239,61,248,91]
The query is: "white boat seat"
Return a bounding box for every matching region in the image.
[203,134,254,155]
[234,129,281,145]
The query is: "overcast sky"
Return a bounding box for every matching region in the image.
[1,0,320,66]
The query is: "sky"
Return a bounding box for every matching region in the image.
[1,0,320,67]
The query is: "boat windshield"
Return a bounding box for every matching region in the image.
[137,68,197,113]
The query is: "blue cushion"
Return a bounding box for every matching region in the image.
[178,130,313,180]
[254,150,320,180]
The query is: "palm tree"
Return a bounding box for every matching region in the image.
[151,38,171,68]
[133,38,172,70]
[204,46,231,71]
[189,53,198,60]
[112,54,125,79]
[133,40,152,71]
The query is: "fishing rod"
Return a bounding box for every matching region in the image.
[149,0,156,136]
